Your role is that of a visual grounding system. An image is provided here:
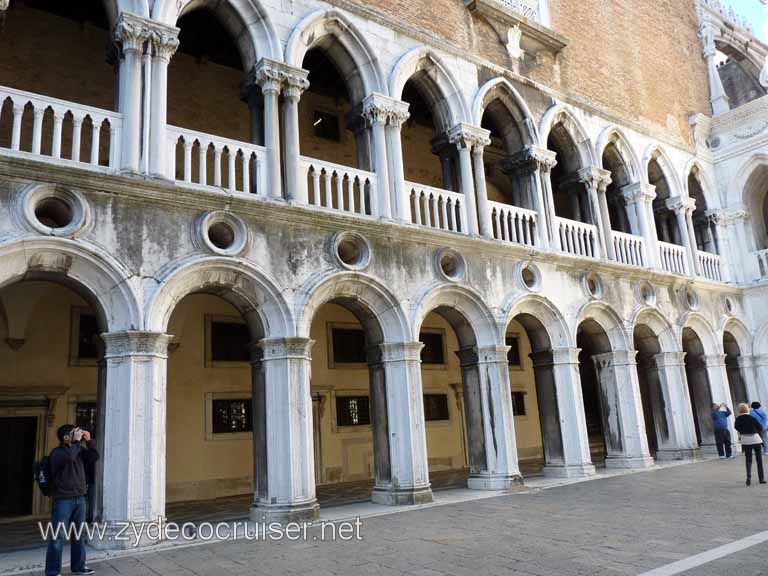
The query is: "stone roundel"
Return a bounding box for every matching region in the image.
[434,248,466,282]
[18,183,91,237]
[196,210,248,256]
[331,231,372,271]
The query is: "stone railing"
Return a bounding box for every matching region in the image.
[302,157,377,217]
[407,182,468,234]
[488,201,538,247]
[0,85,121,169]
[168,126,267,195]
[556,217,599,258]
[612,231,646,268]
[698,251,722,282]
[658,241,688,276]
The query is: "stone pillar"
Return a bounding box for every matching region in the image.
[702,354,739,451]
[578,167,611,259]
[251,338,319,522]
[147,26,179,178]
[622,182,659,269]
[536,149,559,249]
[753,354,768,405]
[370,343,433,505]
[456,346,523,489]
[667,197,698,276]
[596,176,615,259]
[471,140,493,238]
[535,348,596,477]
[448,123,490,237]
[652,352,700,459]
[282,68,310,203]
[253,59,283,199]
[98,331,173,548]
[114,13,147,174]
[737,356,759,403]
[700,17,730,116]
[506,145,554,249]
[592,351,654,468]
[362,94,396,219]
[385,102,411,222]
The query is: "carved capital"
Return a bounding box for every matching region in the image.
[503,144,555,175]
[258,337,314,361]
[702,353,727,368]
[283,68,310,100]
[114,12,152,53]
[621,182,656,205]
[550,347,581,365]
[251,58,284,94]
[148,25,180,61]
[447,123,491,151]
[592,350,638,368]
[372,342,424,363]
[577,166,612,192]
[652,351,686,369]
[475,345,512,364]
[666,196,696,215]
[102,331,174,358]
[361,93,410,127]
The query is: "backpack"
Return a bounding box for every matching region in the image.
[34,456,52,497]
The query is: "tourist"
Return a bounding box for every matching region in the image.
[750,402,768,455]
[711,403,733,459]
[735,403,766,486]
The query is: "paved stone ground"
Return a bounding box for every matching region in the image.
[12,458,768,575]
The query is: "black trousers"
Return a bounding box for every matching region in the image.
[744,444,765,482]
[714,428,732,457]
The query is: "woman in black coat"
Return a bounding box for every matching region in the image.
[735,403,766,486]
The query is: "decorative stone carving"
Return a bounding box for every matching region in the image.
[446,123,491,151]
[361,93,410,127]
[102,331,174,358]
[666,196,696,215]
[258,337,314,361]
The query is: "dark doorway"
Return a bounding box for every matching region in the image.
[0,417,37,517]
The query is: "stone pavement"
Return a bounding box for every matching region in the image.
[6,458,768,575]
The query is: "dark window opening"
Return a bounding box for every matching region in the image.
[211,321,250,362]
[313,110,341,141]
[176,9,242,69]
[506,336,521,366]
[212,399,252,434]
[336,396,370,426]
[423,394,450,421]
[420,332,445,365]
[75,402,98,437]
[511,392,526,416]
[77,312,100,360]
[332,327,367,364]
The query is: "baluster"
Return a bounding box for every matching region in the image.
[31,107,44,155]
[323,169,332,208]
[425,194,434,228]
[213,146,223,187]
[52,109,64,158]
[347,175,356,213]
[11,102,25,151]
[199,142,208,185]
[413,192,421,226]
[227,148,236,191]
[183,139,193,183]
[440,196,449,229]
[311,167,321,206]
[492,209,500,240]
[334,172,343,211]
[90,121,101,165]
[72,115,83,162]
[242,152,251,194]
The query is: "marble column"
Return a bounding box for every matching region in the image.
[577,167,611,259]
[147,25,179,178]
[363,93,397,219]
[253,59,283,199]
[737,355,759,404]
[370,342,433,505]
[536,149,559,249]
[753,354,768,405]
[456,346,523,489]
[385,102,411,222]
[622,182,659,269]
[592,351,654,468]
[448,123,490,237]
[114,13,147,174]
[667,197,698,276]
[471,139,493,238]
[97,331,173,548]
[251,338,319,522]
[282,68,310,204]
[506,146,554,249]
[652,352,700,459]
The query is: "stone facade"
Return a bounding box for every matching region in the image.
[1,0,768,545]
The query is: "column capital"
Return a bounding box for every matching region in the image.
[621,181,656,205]
[250,58,308,95]
[282,68,310,100]
[148,24,180,61]
[114,12,154,52]
[702,353,727,368]
[666,195,696,215]
[362,93,410,126]
[101,331,174,358]
[257,337,314,361]
[653,351,686,368]
[503,144,556,175]
[447,123,491,151]
[370,342,424,363]
[592,350,638,368]
[551,347,581,365]
[577,166,612,192]
[476,345,512,364]
[736,355,756,369]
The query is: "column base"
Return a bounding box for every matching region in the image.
[542,463,597,478]
[371,484,433,506]
[604,455,656,469]
[655,447,701,461]
[467,473,524,490]
[250,498,320,524]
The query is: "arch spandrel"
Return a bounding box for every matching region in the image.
[500,293,571,350]
[574,301,632,352]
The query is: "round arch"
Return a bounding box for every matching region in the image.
[721,317,754,357]
[295,272,409,345]
[595,126,641,183]
[389,47,469,132]
[631,307,678,353]
[472,77,539,145]
[500,293,570,350]
[145,256,291,339]
[680,312,720,355]
[574,301,632,352]
[642,145,682,197]
[410,283,499,348]
[285,9,385,102]
[539,104,596,167]
[0,238,141,333]
[152,0,282,67]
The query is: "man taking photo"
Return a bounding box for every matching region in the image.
[45,424,99,576]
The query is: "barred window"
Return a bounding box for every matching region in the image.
[423,394,450,421]
[212,399,252,434]
[420,331,445,365]
[332,328,367,364]
[506,335,521,366]
[336,396,370,426]
[75,402,98,437]
[511,391,526,416]
[211,321,250,362]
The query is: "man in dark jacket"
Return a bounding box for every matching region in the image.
[44,424,99,576]
[711,403,734,459]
